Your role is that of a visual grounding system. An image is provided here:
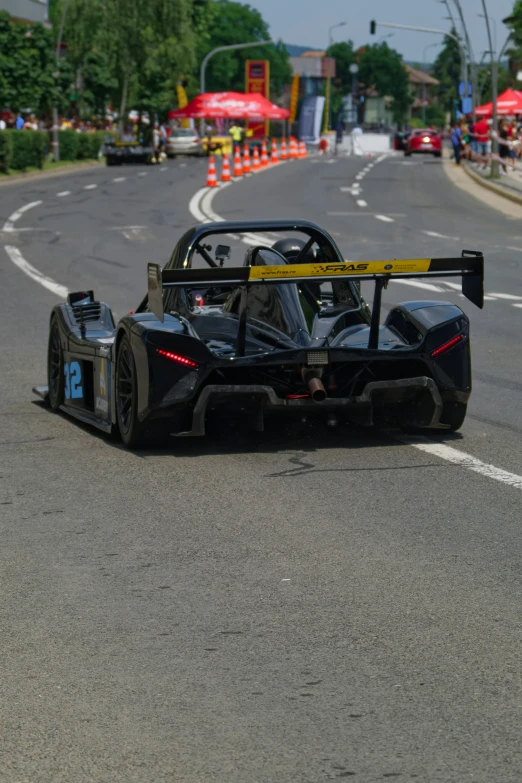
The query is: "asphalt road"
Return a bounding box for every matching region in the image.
[1,153,521,783]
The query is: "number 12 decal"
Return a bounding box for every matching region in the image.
[64,361,83,400]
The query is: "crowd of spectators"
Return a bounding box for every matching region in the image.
[450,117,522,174]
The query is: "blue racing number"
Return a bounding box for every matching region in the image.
[64,361,83,400]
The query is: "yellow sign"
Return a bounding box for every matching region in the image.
[248,259,432,281]
[289,74,299,124]
[176,83,190,129]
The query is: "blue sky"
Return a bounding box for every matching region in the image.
[247,0,515,63]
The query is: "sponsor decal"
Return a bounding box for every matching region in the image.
[249,259,432,280]
[100,358,107,396]
[95,396,109,414]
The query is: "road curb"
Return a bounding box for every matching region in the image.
[0,160,104,188]
[461,162,522,207]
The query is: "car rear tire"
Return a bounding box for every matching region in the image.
[47,317,64,412]
[116,335,168,448]
[404,151,411,157]
[434,151,442,158]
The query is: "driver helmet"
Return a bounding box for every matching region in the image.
[271,237,316,264]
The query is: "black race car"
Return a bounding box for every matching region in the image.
[34,220,484,448]
[102,138,155,166]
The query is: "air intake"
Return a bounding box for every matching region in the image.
[71,302,102,323]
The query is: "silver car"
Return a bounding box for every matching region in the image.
[166,128,204,157]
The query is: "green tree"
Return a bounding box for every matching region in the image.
[0,12,57,114]
[357,42,412,123]
[198,0,291,96]
[431,29,461,115]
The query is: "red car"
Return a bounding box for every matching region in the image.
[405,129,442,158]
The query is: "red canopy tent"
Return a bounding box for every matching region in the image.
[475,88,522,117]
[169,91,289,120]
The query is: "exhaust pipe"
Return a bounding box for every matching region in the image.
[301,368,327,403]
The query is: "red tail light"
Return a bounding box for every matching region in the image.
[157,348,198,368]
[431,334,464,358]
[286,393,310,399]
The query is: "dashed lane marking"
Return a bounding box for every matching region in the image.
[514,303,522,308]
[138,172,147,177]
[57,191,70,197]
[112,176,126,182]
[356,199,368,208]
[84,184,97,190]
[423,230,461,240]
[393,279,443,293]
[160,167,168,172]
[488,293,522,301]
[4,245,68,299]
[405,438,522,492]
[375,214,394,223]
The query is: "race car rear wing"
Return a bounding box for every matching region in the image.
[148,251,484,352]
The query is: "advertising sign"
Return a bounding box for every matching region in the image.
[245,60,270,137]
[298,96,325,143]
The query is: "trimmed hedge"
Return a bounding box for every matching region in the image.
[8,130,47,171]
[0,130,13,174]
[0,129,114,173]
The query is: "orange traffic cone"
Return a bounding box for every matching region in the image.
[206,155,217,187]
[280,138,288,160]
[243,143,251,174]
[270,139,279,164]
[261,139,269,167]
[299,141,307,159]
[233,145,243,177]
[289,137,298,159]
[252,146,261,172]
[221,154,231,182]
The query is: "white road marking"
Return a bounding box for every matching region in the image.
[407,439,522,492]
[188,187,212,224]
[138,172,147,177]
[4,245,68,299]
[57,191,70,197]
[180,163,187,167]
[375,214,394,223]
[423,230,461,240]
[488,293,522,300]
[2,200,42,231]
[356,199,368,207]
[484,295,498,301]
[355,174,364,180]
[393,279,443,293]
[513,303,522,308]
[437,281,461,291]
[84,183,97,190]
[112,177,126,182]
[505,245,522,252]
[160,167,168,172]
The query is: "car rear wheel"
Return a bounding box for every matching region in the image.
[116,335,168,448]
[47,317,64,411]
[404,151,411,157]
[434,151,442,158]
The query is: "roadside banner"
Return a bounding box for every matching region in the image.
[289,74,299,124]
[176,83,190,129]
[298,96,325,143]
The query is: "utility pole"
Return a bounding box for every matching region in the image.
[451,0,478,120]
[52,0,72,163]
[324,22,347,133]
[480,1,498,176]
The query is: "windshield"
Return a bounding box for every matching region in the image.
[172,129,197,137]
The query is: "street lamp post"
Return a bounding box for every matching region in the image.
[450,0,478,120]
[324,21,347,133]
[52,0,72,163]
[370,21,467,84]
[199,40,272,136]
[422,42,440,124]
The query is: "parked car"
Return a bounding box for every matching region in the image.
[405,129,442,158]
[166,128,204,157]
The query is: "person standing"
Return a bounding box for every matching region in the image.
[450,120,463,165]
[15,113,24,130]
[473,115,490,168]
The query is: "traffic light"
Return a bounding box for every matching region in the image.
[370,20,376,35]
